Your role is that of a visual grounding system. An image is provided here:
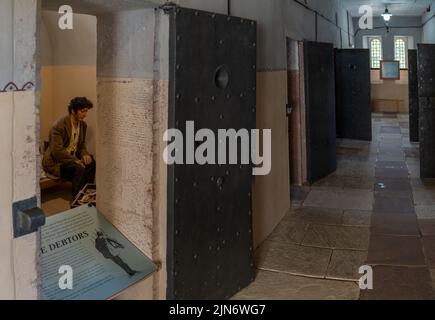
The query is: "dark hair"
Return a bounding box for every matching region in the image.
[68,97,94,114]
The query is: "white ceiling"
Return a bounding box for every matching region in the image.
[342,0,433,17]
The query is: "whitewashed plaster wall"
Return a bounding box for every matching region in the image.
[0,0,40,300]
[422,2,435,43]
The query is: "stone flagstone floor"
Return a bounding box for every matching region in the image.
[233,113,435,300]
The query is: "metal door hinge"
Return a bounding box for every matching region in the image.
[160,2,178,14]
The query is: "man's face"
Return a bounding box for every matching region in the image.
[73,108,89,121]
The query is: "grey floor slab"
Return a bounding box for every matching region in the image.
[326,250,368,281]
[419,219,435,236]
[336,146,368,157]
[408,164,420,178]
[380,136,402,143]
[422,236,435,268]
[415,205,435,219]
[304,189,373,211]
[411,178,435,190]
[375,168,409,179]
[379,141,403,149]
[376,161,407,169]
[378,145,403,153]
[367,235,426,266]
[374,190,413,200]
[413,190,435,206]
[404,147,419,158]
[286,207,343,225]
[381,127,402,134]
[359,266,434,300]
[337,139,372,147]
[312,175,345,189]
[377,153,405,162]
[335,160,375,177]
[406,158,420,167]
[291,200,304,208]
[373,196,415,215]
[267,219,309,246]
[342,210,372,226]
[255,241,332,278]
[290,185,310,202]
[375,178,412,192]
[341,176,375,190]
[301,224,370,250]
[337,154,377,163]
[379,134,403,141]
[402,140,415,148]
[232,270,360,300]
[371,212,420,236]
[406,155,420,163]
[313,175,374,190]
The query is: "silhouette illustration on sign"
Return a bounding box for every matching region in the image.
[94,231,137,276]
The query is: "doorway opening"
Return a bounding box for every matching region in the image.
[36,1,168,300]
[39,10,98,217]
[286,38,308,206]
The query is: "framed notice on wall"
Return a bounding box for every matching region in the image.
[380,60,400,80]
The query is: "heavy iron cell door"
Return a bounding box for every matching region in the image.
[418,44,435,178]
[304,41,337,184]
[167,7,257,299]
[335,49,372,141]
[409,49,419,142]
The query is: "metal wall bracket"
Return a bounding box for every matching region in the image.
[13,197,46,238]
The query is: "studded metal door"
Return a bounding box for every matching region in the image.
[167,7,256,300]
[409,49,419,142]
[418,44,435,178]
[304,41,337,184]
[335,49,372,141]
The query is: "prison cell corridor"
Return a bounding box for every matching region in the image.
[234,113,435,300]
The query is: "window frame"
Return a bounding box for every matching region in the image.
[368,36,383,70]
[394,36,409,70]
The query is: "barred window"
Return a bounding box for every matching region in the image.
[394,38,408,69]
[369,38,382,69]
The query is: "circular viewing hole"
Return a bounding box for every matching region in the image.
[214,66,230,90]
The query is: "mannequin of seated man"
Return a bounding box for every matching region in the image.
[42,97,96,201]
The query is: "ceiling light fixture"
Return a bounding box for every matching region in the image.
[382,6,393,22]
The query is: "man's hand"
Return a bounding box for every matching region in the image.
[75,159,85,168]
[82,155,93,166]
